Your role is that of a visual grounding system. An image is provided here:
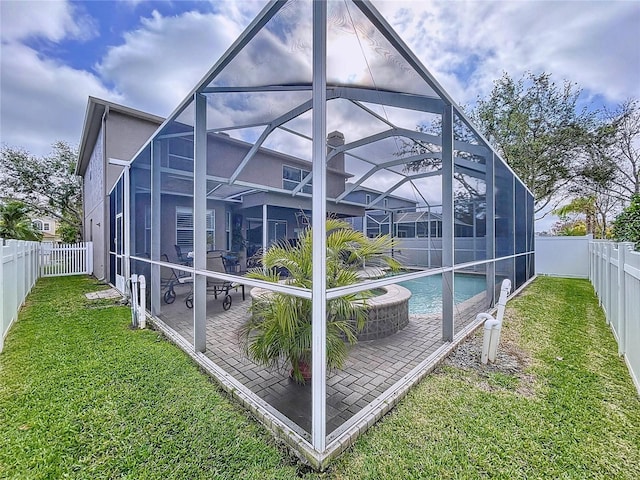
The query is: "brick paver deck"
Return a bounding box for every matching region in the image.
[157,283,485,440]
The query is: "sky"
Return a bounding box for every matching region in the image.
[1,0,639,231]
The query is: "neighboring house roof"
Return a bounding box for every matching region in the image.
[76,97,164,176]
[394,211,473,227]
[344,182,418,206]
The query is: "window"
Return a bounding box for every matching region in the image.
[176,207,215,251]
[283,165,312,194]
[165,137,194,171]
[43,223,50,231]
[365,194,371,206]
[33,220,43,231]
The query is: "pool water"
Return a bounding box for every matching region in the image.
[398,274,486,315]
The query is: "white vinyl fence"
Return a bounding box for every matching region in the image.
[1,240,40,352]
[590,241,640,395]
[1,239,93,352]
[535,235,592,278]
[40,242,93,277]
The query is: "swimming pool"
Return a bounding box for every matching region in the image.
[398,273,486,315]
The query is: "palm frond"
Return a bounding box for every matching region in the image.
[240,219,404,383]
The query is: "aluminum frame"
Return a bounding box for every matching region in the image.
[110,0,537,467]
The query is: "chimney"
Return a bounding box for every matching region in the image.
[327,131,345,172]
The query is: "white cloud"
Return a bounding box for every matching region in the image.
[0,0,96,43]
[0,1,110,155]
[96,10,248,116]
[1,0,638,166]
[0,42,119,155]
[376,0,640,107]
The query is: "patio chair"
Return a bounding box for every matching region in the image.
[161,253,191,304]
[184,253,244,310]
[174,245,192,266]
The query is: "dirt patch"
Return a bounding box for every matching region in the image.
[442,325,536,397]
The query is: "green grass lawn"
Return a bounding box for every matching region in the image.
[1,276,638,479]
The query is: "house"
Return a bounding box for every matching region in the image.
[76,97,164,281]
[78,98,368,287]
[31,216,61,243]
[77,97,487,285]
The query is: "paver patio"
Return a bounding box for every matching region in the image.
[156,283,486,439]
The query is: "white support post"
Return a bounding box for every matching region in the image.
[427,206,431,268]
[139,275,146,329]
[193,93,208,353]
[262,204,268,262]
[124,167,131,294]
[485,153,495,306]
[362,211,367,239]
[441,104,454,342]
[311,0,327,454]
[151,140,162,316]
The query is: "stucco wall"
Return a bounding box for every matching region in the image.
[134,195,229,262]
[207,136,347,198]
[105,111,160,193]
[83,125,106,279]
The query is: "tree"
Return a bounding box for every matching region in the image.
[551,219,587,237]
[551,195,615,238]
[0,201,43,241]
[241,219,401,383]
[568,99,640,237]
[0,142,82,240]
[471,72,593,215]
[581,99,640,204]
[612,194,640,250]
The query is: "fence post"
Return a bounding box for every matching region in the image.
[21,241,27,307]
[589,240,593,285]
[593,242,602,305]
[0,239,4,353]
[617,243,627,356]
[599,242,605,303]
[604,242,613,325]
[33,242,39,286]
[9,241,17,331]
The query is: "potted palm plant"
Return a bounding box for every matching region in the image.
[241,218,401,383]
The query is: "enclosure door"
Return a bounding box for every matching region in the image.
[114,213,125,292]
[245,218,288,258]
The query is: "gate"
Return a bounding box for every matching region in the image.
[40,242,93,277]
